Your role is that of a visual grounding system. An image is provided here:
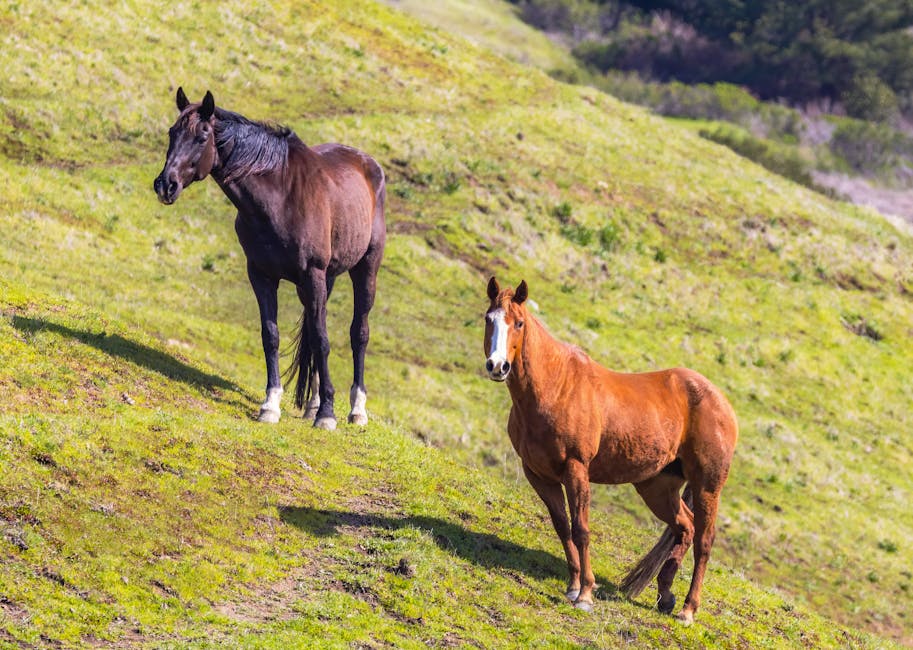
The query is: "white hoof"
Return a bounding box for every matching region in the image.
[347,412,368,426]
[676,610,694,626]
[304,406,319,420]
[258,387,283,424]
[314,417,337,431]
[348,386,367,426]
[257,408,280,424]
[565,589,580,602]
[574,600,594,613]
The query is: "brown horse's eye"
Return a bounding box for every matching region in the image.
[515,320,524,329]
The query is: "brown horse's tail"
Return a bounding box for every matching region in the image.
[619,486,693,598]
[283,309,315,410]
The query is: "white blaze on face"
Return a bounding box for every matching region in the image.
[486,308,509,372]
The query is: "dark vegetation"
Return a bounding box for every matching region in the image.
[510,0,913,207]
[512,0,913,120]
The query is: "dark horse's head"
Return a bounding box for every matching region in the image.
[154,87,217,205]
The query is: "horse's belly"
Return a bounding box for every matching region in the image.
[587,436,677,484]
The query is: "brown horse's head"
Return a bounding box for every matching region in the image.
[484,276,528,381]
[154,87,217,205]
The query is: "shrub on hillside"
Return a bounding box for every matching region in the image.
[699,125,814,188]
[841,74,901,123]
[596,71,802,140]
[829,118,913,178]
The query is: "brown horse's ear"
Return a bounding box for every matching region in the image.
[487,276,500,301]
[176,86,189,111]
[513,280,528,305]
[199,90,215,121]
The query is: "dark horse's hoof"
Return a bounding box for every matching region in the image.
[657,593,676,615]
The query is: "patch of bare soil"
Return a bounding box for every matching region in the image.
[212,563,320,625]
[813,171,913,228]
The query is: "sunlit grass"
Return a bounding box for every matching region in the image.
[1,0,911,646]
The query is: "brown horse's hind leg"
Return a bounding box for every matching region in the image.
[633,475,694,614]
[678,483,722,624]
[522,464,581,601]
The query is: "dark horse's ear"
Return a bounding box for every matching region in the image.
[487,276,500,301]
[513,280,528,305]
[199,90,215,121]
[176,86,189,111]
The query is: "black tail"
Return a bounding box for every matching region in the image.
[282,309,315,410]
[619,486,693,598]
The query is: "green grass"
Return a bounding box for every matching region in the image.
[1,0,912,647]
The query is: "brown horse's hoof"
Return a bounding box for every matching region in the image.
[676,609,694,626]
[565,588,580,602]
[314,416,337,431]
[657,593,676,615]
[573,599,594,613]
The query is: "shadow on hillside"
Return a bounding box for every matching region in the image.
[278,505,620,595]
[11,315,243,395]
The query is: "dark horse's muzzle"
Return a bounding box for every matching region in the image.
[153,172,181,205]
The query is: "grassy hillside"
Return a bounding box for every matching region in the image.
[1,0,912,647]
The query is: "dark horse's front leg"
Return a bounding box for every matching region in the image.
[301,267,336,430]
[248,263,283,423]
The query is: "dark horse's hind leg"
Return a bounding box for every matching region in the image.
[248,264,283,423]
[300,276,336,421]
[301,267,336,430]
[347,252,380,425]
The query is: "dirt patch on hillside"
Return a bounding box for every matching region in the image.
[813,171,913,228]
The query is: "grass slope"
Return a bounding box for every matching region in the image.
[1,0,911,647]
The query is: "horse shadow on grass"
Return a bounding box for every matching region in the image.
[278,506,623,600]
[10,315,251,403]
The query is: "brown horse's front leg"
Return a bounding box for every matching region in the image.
[564,459,595,611]
[522,464,581,600]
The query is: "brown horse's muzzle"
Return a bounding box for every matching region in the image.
[486,358,511,381]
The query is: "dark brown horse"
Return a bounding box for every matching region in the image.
[154,88,385,428]
[483,277,737,624]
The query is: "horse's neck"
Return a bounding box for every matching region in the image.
[507,315,570,406]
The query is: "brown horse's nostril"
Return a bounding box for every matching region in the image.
[502,361,510,374]
[486,359,494,373]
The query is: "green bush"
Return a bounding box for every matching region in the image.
[842,74,900,122]
[699,125,814,187]
[593,71,802,141]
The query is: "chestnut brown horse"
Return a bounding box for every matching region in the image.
[154,88,385,428]
[483,277,737,624]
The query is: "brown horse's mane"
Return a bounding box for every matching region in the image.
[213,107,295,183]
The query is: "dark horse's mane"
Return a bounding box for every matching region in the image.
[214,107,295,183]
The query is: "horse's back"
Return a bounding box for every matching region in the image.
[579,365,736,484]
[294,142,386,273]
[309,142,385,205]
